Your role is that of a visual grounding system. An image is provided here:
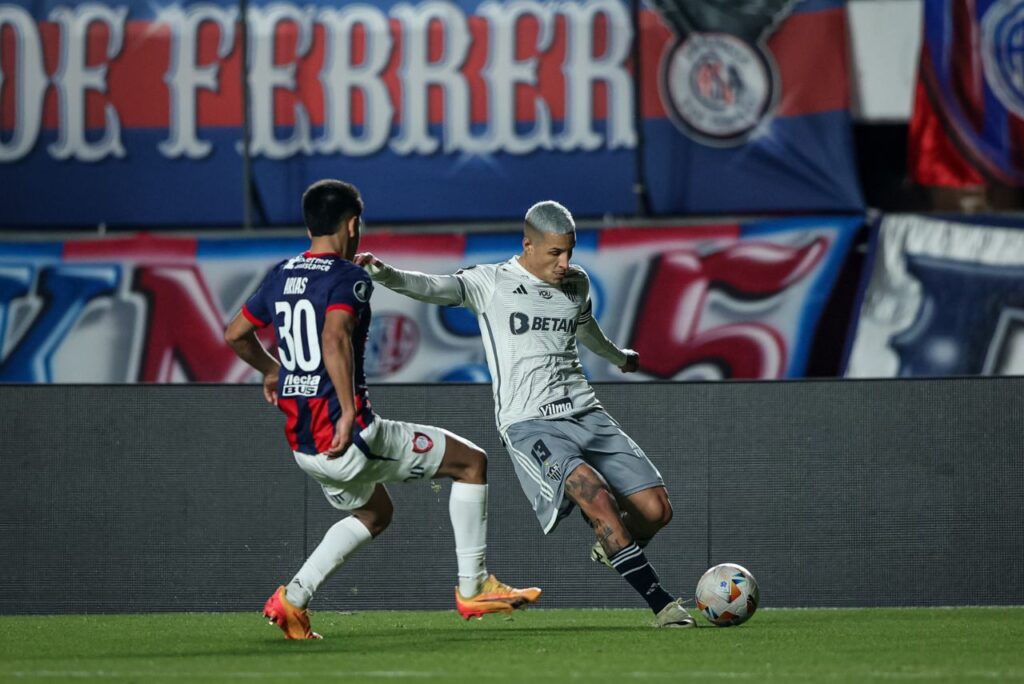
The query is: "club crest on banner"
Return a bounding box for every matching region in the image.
[982,0,1024,120]
[365,313,419,377]
[652,0,796,146]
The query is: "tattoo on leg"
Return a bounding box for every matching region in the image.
[565,472,603,504]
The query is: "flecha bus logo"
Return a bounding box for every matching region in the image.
[281,374,321,397]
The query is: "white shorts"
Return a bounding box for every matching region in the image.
[292,417,447,511]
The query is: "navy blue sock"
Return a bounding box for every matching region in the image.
[608,542,674,614]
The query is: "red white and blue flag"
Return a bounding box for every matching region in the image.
[911,0,1024,187]
[0,0,860,225]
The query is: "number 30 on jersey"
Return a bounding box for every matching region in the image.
[275,300,321,372]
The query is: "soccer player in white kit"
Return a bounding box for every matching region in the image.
[356,201,695,627]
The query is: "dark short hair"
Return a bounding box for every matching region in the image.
[302,179,363,236]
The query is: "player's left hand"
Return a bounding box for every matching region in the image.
[262,370,279,405]
[326,413,355,458]
[619,349,640,373]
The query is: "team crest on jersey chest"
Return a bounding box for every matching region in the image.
[561,283,580,302]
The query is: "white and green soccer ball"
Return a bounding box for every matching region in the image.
[695,562,760,627]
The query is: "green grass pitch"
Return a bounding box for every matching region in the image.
[2,607,1023,683]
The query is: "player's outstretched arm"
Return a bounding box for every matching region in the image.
[354,252,464,306]
[225,311,281,404]
[577,315,640,373]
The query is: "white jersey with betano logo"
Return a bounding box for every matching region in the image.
[370,255,626,432]
[454,257,601,430]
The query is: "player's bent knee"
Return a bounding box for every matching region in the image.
[654,497,673,529]
[353,498,394,537]
[628,487,673,531]
[438,436,487,484]
[462,445,487,483]
[358,508,392,537]
[653,488,673,528]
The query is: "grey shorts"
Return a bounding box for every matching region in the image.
[502,408,664,533]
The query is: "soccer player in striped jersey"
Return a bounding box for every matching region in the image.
[355,201,694,628]
[225,180,540,639]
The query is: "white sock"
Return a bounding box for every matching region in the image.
[449,482,489,598]
[285,516,373,609]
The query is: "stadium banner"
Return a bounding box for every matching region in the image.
[0,0,860,226]
[909,0,1024,187]
[0,216,860,383]
[844,214,1024,377]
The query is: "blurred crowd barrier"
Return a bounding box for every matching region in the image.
[1,213,1022,382]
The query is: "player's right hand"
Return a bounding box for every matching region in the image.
[353,252,384,272]
[619,349,640,373]
[262,370,279,405]
[326,412,355,458]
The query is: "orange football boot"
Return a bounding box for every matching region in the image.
[455,574,542,620]
[263,586,322,640]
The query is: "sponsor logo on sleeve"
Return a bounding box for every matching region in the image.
[353,280,371,302]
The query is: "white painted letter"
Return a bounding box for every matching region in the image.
[558,0,635,151]
[0,5,47,162]
[48,3,128,161]
[390,1,472,155]
[247,4,314,159]
[317,5,393,156]
[477,0,555,154]
[158,4,237,159]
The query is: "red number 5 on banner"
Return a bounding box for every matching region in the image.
[628,240,826,379]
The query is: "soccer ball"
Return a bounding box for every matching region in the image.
[694,563,759,627]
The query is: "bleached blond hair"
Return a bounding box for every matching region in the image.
[524,200,575,235]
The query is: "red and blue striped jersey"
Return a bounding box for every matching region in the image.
[241,251,375,455]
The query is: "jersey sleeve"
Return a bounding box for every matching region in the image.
[327,269,374,319]
[572,266,627,366]
[241,265,279,328]
[453,264,498,314]
[574,268,595,325]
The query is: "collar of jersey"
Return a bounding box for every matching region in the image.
[303,251,341,258]
[509,256,547,284]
